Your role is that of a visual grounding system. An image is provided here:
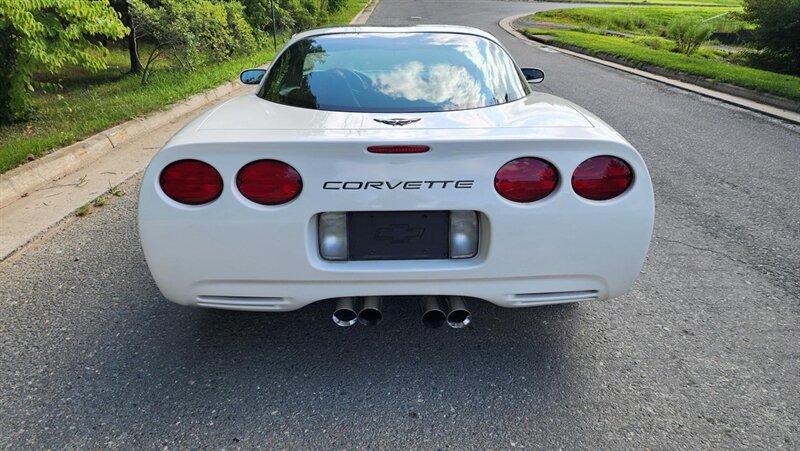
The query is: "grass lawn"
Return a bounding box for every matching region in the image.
[0,0,367,174]
[536,0,742,6]
[523,28,800,101]
[535,6,747,35]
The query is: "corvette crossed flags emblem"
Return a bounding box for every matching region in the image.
[373,118,421,126]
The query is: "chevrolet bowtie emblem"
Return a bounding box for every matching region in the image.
[373,118,421,126]
[375,224,425,244]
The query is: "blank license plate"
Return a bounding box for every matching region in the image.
[347,211,449,261]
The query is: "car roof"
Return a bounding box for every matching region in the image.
[288,25,503,47]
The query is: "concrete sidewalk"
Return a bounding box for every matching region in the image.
[0,84,255,260]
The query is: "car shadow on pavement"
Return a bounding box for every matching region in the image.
[111,297,587,434]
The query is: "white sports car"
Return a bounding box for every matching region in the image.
[138,25,654,328]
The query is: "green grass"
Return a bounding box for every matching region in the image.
[523,28,800,100]
[536,0,742,6]
[535,6,747,35]
[326,0,371,24]
[0,47,278,173]
[0,0,368,174]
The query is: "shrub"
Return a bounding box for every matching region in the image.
[742,0,800,74]
[241,0,332,35]
[129,0,256,84]
[667,17,713,55]
[0,0,128,123]
[225,2,258,56]
[325,0,348,12]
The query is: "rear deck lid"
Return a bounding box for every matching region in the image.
[198,93,594,131]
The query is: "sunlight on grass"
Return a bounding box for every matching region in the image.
[535,6,746,35]
[523,28,800,101]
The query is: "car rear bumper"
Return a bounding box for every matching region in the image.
[138,136,654,312]
[187,277,605,311]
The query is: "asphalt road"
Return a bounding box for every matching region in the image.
[2,0,799,448]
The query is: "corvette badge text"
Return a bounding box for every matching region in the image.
[323,180,475,190]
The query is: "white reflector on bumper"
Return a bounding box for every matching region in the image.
[319,212,348,260]
[449,210,478,259]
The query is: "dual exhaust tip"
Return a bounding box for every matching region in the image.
[332,296,471,329]
[332,296,383,327]
[420,295,471,329]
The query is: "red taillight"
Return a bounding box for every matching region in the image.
[159,159,223,205]
[237,160,302,205]
[572,156,633,201]
[367,145,430,154]
[494,157,559,203]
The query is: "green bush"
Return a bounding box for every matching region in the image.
[129,0,256,83]
[668,17,713,55]
[742,0,800,74]
[241,0,346,36]
[0,0,128,124]
[325,0,348,12]
[225,2,258,56]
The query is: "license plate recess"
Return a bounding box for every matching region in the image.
[347,211,449,261]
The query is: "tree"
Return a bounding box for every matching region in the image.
[742,0,800,74]
[128,0,256,84]
[0,0,128,123]
[240,0,327,36]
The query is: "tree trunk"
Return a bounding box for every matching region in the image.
[128,33,142,74]
[119,3,143,74]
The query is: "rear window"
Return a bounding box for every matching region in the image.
[257,32,530,113]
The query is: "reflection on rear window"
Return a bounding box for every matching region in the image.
[257,32,530,113]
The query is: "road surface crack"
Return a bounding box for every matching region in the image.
[655,236,754,267]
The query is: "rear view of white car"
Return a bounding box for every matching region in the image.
[138,25,654,328]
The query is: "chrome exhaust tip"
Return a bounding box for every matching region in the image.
[358,296,383,326]
[446,296,472,329]
[332,297,358,327]
[420,296,446,328]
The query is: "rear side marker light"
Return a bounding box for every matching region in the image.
[572,156,633,201]
[494,157,559,203]
[237,159,302,205]
[159,159,223,205]
[367,145,430,154]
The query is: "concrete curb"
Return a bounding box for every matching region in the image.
[0,78,243,209]
[0,0,381,210]
[351,0,381,25]
[499,13,800,125]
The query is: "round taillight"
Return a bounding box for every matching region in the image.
[572,156,633,201]
[159,159,223,205]
[237,159,302,205]
[494,157,559,203]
